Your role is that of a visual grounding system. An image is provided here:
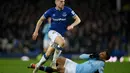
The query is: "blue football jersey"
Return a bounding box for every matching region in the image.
[76,54,105,73]
[43,6,77,36]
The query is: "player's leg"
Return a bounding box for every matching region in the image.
[28,63,57,73]
[62,57,77,73]
[33,46,55,73]
[56,57,78,73]
[33,30,64,73]
[28,57,66,73]
[50,32,65,69]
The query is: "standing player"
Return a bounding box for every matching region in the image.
[28,50,110,73]
[32,0,81,73]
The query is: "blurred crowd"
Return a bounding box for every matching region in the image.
[0,0,128,58]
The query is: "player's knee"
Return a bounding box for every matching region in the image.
[51,42,63,50]
[59,40,65,48]
[56,40,65,48]
[55,36,65,48]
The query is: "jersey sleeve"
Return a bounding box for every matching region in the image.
[68,8,77,17]
[79,54,90,60]
[98,62,105,73]
[43,9,52,19]
[98,67,104,73]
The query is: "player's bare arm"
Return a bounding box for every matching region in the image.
[32,16,45,40]
[67,15,81,30]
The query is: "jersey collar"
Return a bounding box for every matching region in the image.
[55,7,64,11]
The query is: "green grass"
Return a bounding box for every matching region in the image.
[0,58,130,73]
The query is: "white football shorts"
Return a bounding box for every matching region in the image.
[48,30,64,45]
[64,59,78,73]
[43,39,50,49]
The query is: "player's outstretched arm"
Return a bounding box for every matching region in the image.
[67,15,81,30]
[79,53,100,60]
[79,54,90,60]
[32,16,45,40]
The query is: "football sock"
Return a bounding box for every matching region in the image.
[37,54,48,67]
[52,49,62,64]
[39,66,54,73]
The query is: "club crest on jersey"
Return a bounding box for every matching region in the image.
[62,12,67,17]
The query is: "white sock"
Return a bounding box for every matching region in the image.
[52,49,62,63]
[37,55,47,67]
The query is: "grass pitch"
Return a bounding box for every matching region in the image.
[0,58,130,73]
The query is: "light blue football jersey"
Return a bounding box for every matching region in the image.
[76,54,105,73]
[42,23,51,40]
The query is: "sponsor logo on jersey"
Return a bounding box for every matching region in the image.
[52,18,66,21]
[62,12,67,17]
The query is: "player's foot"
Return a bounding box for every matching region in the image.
[33,67,38,73]
[27,63,36,69]
[33,63,41,73]
[50,62,57,69]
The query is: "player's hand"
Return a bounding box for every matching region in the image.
[89,53,99,59]
[67,25,74,31]
[32,32,38,40]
